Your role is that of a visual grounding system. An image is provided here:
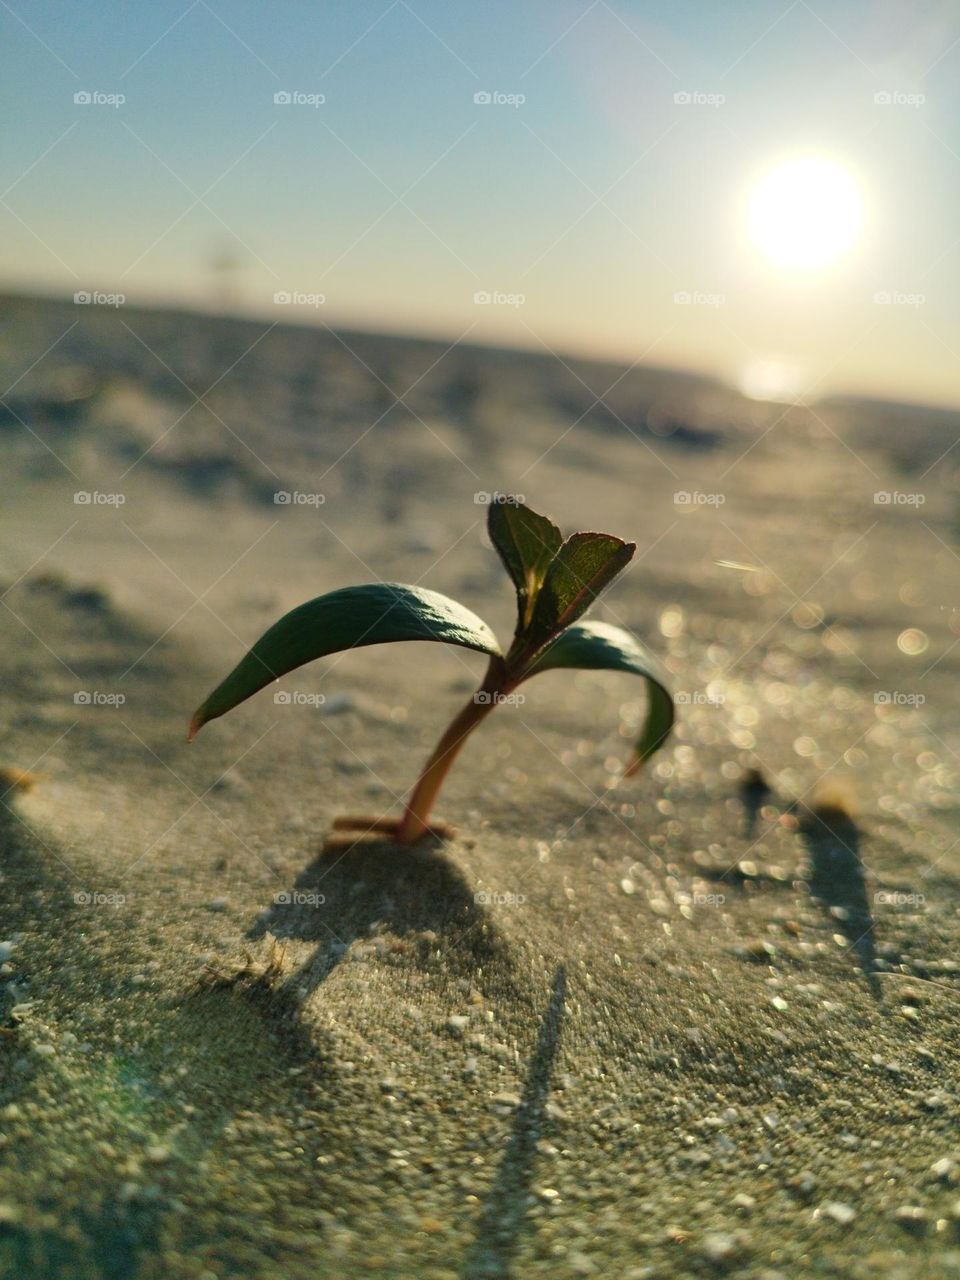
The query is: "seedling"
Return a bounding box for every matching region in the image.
[188,498,673,845]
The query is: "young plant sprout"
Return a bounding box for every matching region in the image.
[188,499,673,845]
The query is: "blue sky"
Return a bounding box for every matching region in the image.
[2,0,959,405]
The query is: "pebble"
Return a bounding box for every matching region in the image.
[490,1091,522,1111]
[620,878,636,895]
[770,996,788,1012]
[892,1205,928,1232]
[699,1231,750,1265]
[0,942,14,963]
[567,1251,597,1275]
[922,1092,950,1112]
[207,897,229,913]
[210,769,246,792]
[931,1157,957,1183]
[819,1201,856,1226]
[738,940,777,961]
[446,1015,469,1035]
[733,1192,757,1213]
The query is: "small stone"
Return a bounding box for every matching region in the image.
[770,996,788,1012]
[819,1201,856,1226]
[538,1187,560,1202]
[144,1145,170,1164]
[620,878,636,895]
[567,1251,597,1275]
[210,768,246,792]
[892,1205,928,1232]
[446,1015,469,1035]
[923,1092,950,1112]
[739,940,776,961]
[932,1157,957,1183]
[699,1231,750,1265]
[0,942,15,963]
[733,1192,756,1213]
[490,1091,522,1111]
[33,1044,55,1058]
[419,1216,445,1234]
[788,1169,815,1203]
[206,897,228,913]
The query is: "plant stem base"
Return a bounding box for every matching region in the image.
[323,814,455,851]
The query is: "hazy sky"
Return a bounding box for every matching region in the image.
[2,0,959,406]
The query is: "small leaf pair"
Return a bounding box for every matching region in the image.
[189,497,673,845]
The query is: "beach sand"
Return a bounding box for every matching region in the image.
[2,293,960,1278]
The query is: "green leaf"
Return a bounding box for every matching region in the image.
[188,583,501,740]
[524,620,673,769]
[487,499,562,631]
[522,533,635,657]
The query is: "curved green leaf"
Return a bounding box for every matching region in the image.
[524,620,673,770]
[487,499,562,631]
[522,533,635,658]
[188,583,501,740]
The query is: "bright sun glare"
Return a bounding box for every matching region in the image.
[748,154,863,271]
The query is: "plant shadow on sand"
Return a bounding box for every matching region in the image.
[462,965,567,1280]
[795,800,882,1000]
[248,838,514,998]
[705,781,887,999]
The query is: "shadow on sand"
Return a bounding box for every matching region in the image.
[248,838,511,999]
[462,965,567,1280]
[796,802,882,1000]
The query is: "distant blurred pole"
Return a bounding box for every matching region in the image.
[208,239,243,315]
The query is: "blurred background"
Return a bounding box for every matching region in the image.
[1,0,958,406]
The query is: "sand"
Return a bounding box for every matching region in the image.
[2,292,960,1278]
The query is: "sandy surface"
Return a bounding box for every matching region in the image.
[2,292,960,1278]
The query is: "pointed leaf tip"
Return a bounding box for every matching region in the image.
[487,499,562,633]
[188,582,501,734]
[523,533,635,656]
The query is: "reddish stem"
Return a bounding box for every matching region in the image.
[396,656,511,844]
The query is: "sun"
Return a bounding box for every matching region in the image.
[747,154,863,271]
